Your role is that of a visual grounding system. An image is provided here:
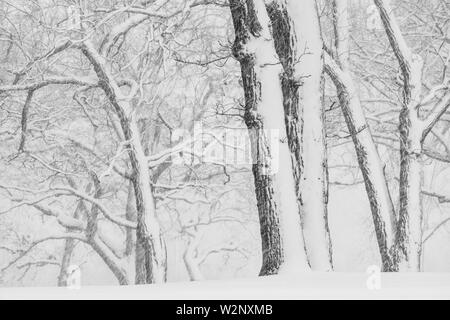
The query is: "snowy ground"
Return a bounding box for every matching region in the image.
[1,273,450,300]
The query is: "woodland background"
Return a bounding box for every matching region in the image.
[0,0,449,287]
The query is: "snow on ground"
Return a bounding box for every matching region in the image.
[1,273,450,300]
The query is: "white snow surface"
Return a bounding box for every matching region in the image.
[1,273,450,300]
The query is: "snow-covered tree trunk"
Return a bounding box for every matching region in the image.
[81,41,167,283]
[373,0,423,271]
[325,0,397,271]
[396,54,426,272]
[230,0,309,275]
[397,107,425,271]
[265,0,333,271]
[58,238,76,286]
[325,56,398,271]
[372,0,450,271]
[130,118,167,284]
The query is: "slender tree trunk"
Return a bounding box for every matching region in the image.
[129,119,167,284]
[397,107,424,271]
[374,0,425,271]
[183,234,205,281]
[265,0,333,271]
[125,181,136,257]
[324,0,397,271]
[58,181,89,286]
[58,202,83,286]
[325,56,397,271]
[58,230,78,286]
[81,42,167,283]
[183,252,205,282]
[230,0,309,275]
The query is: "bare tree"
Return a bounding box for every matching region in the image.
[323,0,397,271]
[374,0,450,271]
[230,0,309,274]
[265,0,333,270]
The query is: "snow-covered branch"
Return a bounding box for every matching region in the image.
[373,0,413,84]
[0,234,87,273]
[422,89,450,141]
[0,76,97,93]
[52,186,137,229]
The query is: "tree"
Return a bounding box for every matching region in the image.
[374,0,450,271]
[265,0,333,270]
[323,0,397,271]
[229,0,309,274]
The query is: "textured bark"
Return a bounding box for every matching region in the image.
[230,0,309,275]
[252,163,284,275]
[230,0,282,275]
[397,108,424,271]
[266,0,333,271]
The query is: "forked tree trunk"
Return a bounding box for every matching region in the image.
[81,41,167,283]
[265,0,333,271]
[230,0,309,275]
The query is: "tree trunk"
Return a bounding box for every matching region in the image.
[397,108,424,271]
[324,0,397,271]
[81,42,167,283]
[230,0,309,275]
[373,0,425,271]
[325,56,397,271]
[183,253,205,282]
[266,0,333,271]
[58,233,77,286]
[125,181,136,257]
[183,234,205,281]
[129,119,167,284]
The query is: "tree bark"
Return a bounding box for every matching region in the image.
[265,0,333,271]
[374,0,425,271]
[230,0,309,275]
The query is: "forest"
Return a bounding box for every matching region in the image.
[0,0,448,287]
